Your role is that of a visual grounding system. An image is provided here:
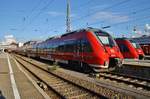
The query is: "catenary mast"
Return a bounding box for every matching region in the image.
[66,0,71,32]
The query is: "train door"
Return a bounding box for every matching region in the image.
[75,39,84,68]
[80,39,84,68]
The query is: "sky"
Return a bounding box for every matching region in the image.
[0,0,150,42]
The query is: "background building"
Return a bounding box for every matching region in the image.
[4,35,16,45]
[0,35,18,51]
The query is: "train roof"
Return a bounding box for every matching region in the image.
[45,27,110,41]
[115,37,129,40]
[23,40,37,45]
[115,38,137,43]
[87,27,109,34]
[46,36,61,41]
[130,36,150,44]
[61,27,109,37]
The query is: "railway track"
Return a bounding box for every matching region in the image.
[98,72,150,93]
[13,55,106,99]
[13,54,150,98]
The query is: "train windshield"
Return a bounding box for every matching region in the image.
[131,43,141,49]
[97,35,116,47]
[92,29,116,47]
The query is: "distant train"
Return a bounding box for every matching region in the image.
[16,27,123,72]
[140,44,150,55]
[129,35,150,55]
[115,38,145,59]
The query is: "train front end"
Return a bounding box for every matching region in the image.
[87,28,123,72]
[130,40,145,59]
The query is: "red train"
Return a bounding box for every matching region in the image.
[17,27,123,72]
[115,38,145,59]
[140,45,150,55]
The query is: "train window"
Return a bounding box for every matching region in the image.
[98,36,109,45]
[45,39,92,53]
[64,40,77,52]
[97,36,116,47]
[118,44,129,52]
[131,43,141,49]
[81,39,93,52]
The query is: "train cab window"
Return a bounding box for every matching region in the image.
[94,32,116,47]
[118,44,129,52]
[94,30,116,47]
[131,43,141,49]
[97,36,116,47]
[98,36,109,45]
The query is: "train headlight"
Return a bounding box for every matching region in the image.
[104,61,109,66]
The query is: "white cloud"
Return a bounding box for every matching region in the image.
[47,11,64,17]
[47,11,77,18]
[90,11,129,23]
[145,24,150,30]
[90,4,109,10]
[145,24,150,35]
[70,13,77,18]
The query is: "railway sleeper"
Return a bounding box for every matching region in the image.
[63,87,79,93]
[49,80,65,84]
[54,85,78,91]
[72,93,99,99]
[64,90,89,98]
[51,82,69,88]
[103,74,149,87]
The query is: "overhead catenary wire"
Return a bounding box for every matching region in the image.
[26,0,43,19]
[72,0,132,22]
[21,0,43,30]
[88,6,150,26]
[53,0,133,32]
[29,0,54,23]
[72,0,94,11]
[21,0,149,37]
[22,0,55,32]
[107,15,150,27]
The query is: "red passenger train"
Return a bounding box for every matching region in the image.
[18,27,123,72]
[115,38,145,59]
[140,45,150,55]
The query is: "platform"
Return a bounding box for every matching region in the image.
[123,59,150,67]
[145,55,150,60]
[0,52,47,99]
[115,59,150,79]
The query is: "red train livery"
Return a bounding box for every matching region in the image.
[140,45,150,55]
[115,38,145,59]
[18,27,123,72]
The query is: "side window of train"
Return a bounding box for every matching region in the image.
[66,40,77,52]
[51,39,92,53]
[57,41,65,52]
[81,39,93,52]
[118,44,129,52]
[56,40,76,52]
